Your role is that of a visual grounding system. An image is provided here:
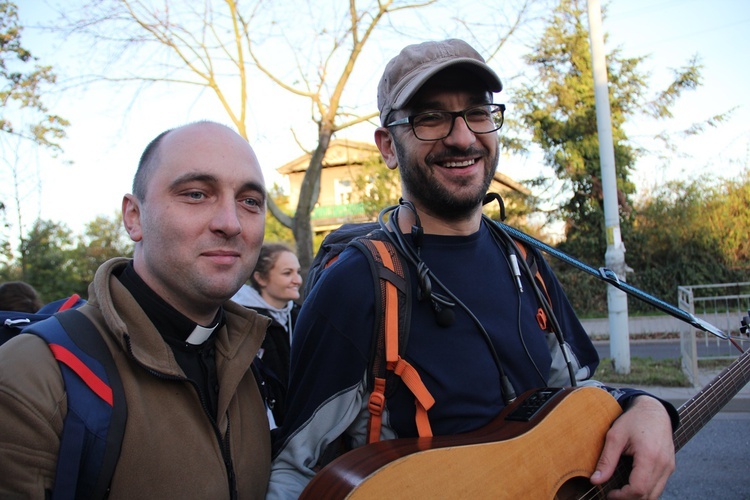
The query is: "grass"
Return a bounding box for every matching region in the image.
[697,357,736,370]
[596,357,691,387]
[596,356,735,387]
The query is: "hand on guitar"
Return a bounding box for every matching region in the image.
[591,395,676,499]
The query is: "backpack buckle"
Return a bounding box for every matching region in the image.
[368,391,386,416]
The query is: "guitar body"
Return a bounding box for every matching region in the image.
[301,386,622,499]
[302,319,750,499]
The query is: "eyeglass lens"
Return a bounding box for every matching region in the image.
[412,104,504,141]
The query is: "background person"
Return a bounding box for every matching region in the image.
[232,243,302,428]
[0,281,47,345]
[0,120,272,498]
[0,281,44,313]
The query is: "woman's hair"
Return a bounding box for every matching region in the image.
[0,281,44,313]
[249,243,294,292]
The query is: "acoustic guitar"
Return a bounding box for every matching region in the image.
[301,341,750,499]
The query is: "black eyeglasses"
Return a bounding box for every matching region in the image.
[385,103,505,141]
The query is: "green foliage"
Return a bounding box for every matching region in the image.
[506,0,718,316]
[556,171,750,316]
[624,171,749,313]
[1,213,134,302]
[69,213,134,290]
[551,264,607,316]
[0,0,69,151]
[351,156,401,219]
[264,183,295,247]
[511,0,703,268]
[511,0,638,258]
[703,169,750,270]
[18,219,82,302]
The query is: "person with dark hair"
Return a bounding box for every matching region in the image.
[232,243,302,428]
[0,281,46,345]
[0,281,43,313]
[268,40,677,499]
[0,121,272,497]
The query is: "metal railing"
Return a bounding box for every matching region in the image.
[678,282,750,385]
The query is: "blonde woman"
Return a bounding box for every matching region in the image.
[233,243,302,428]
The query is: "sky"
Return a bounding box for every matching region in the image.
[5,0,750,241]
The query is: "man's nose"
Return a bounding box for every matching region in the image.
[443,114,477,147]
[210,198,242,238]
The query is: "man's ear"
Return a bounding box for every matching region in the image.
[374,127,399,171]
[122,194,143,242]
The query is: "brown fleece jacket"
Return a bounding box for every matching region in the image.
[0,258,271,499]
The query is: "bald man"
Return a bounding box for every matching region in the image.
[0,121,272,498]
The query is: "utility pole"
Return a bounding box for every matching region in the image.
[586,0,630,373]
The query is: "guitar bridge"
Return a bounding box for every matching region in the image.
[505,387,563,422]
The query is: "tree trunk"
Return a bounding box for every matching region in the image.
[293,128,333,281]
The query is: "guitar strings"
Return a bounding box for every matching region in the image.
[576,349,749,499]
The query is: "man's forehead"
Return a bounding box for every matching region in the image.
[152,142,264,193]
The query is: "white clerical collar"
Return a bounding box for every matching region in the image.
[185,322,219,345]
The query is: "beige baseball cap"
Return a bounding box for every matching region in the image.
[377,39,502,125]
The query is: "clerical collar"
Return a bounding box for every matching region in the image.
[117,262,224,345]
[185,323,218,345]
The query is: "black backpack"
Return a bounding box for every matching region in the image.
[305,217,554,443]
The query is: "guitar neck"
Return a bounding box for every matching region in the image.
[673,348,750,451]
[604,345,750,495]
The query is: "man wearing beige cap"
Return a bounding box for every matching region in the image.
[268,39,676,499]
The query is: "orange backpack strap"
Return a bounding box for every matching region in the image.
[515,241,554,332]
[355,237,434,443]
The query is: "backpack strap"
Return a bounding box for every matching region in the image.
[57,294,83,312]
[514,241,554,332]
[26,308,126,500]
[352,237,434,443]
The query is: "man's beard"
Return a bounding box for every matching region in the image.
[393,138,498,221]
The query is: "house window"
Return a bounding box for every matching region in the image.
[364,176,375,197]
[335,179,352,205]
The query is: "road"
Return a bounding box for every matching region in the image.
[593,338,744,361]
[592,338,750,499]
[662,413,750,499]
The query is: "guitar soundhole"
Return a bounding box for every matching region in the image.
[556,476,605,500]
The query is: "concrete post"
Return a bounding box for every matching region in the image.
[587,0,630,373]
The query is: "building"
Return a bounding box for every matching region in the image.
[277,139,530,233]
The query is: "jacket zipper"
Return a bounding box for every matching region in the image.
[124,335,238,498]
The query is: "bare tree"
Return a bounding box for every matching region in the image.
[53,0,545,273]
[1,0,69,267]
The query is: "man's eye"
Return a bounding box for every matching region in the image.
[241,197,263,211]
[466,108,491,120]
[187,191,205,200]
[414,112,446,126]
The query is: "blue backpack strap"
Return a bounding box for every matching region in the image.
[26,309,126,500]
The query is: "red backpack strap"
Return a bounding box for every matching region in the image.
[357,238,434,443]
[48,343,114,405]
[57,294,82,312]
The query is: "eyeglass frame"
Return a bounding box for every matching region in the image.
[384,103,506,141]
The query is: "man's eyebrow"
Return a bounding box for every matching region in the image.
[169,174,266,200]
[169,172,218,190]
[241,181,267,202]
